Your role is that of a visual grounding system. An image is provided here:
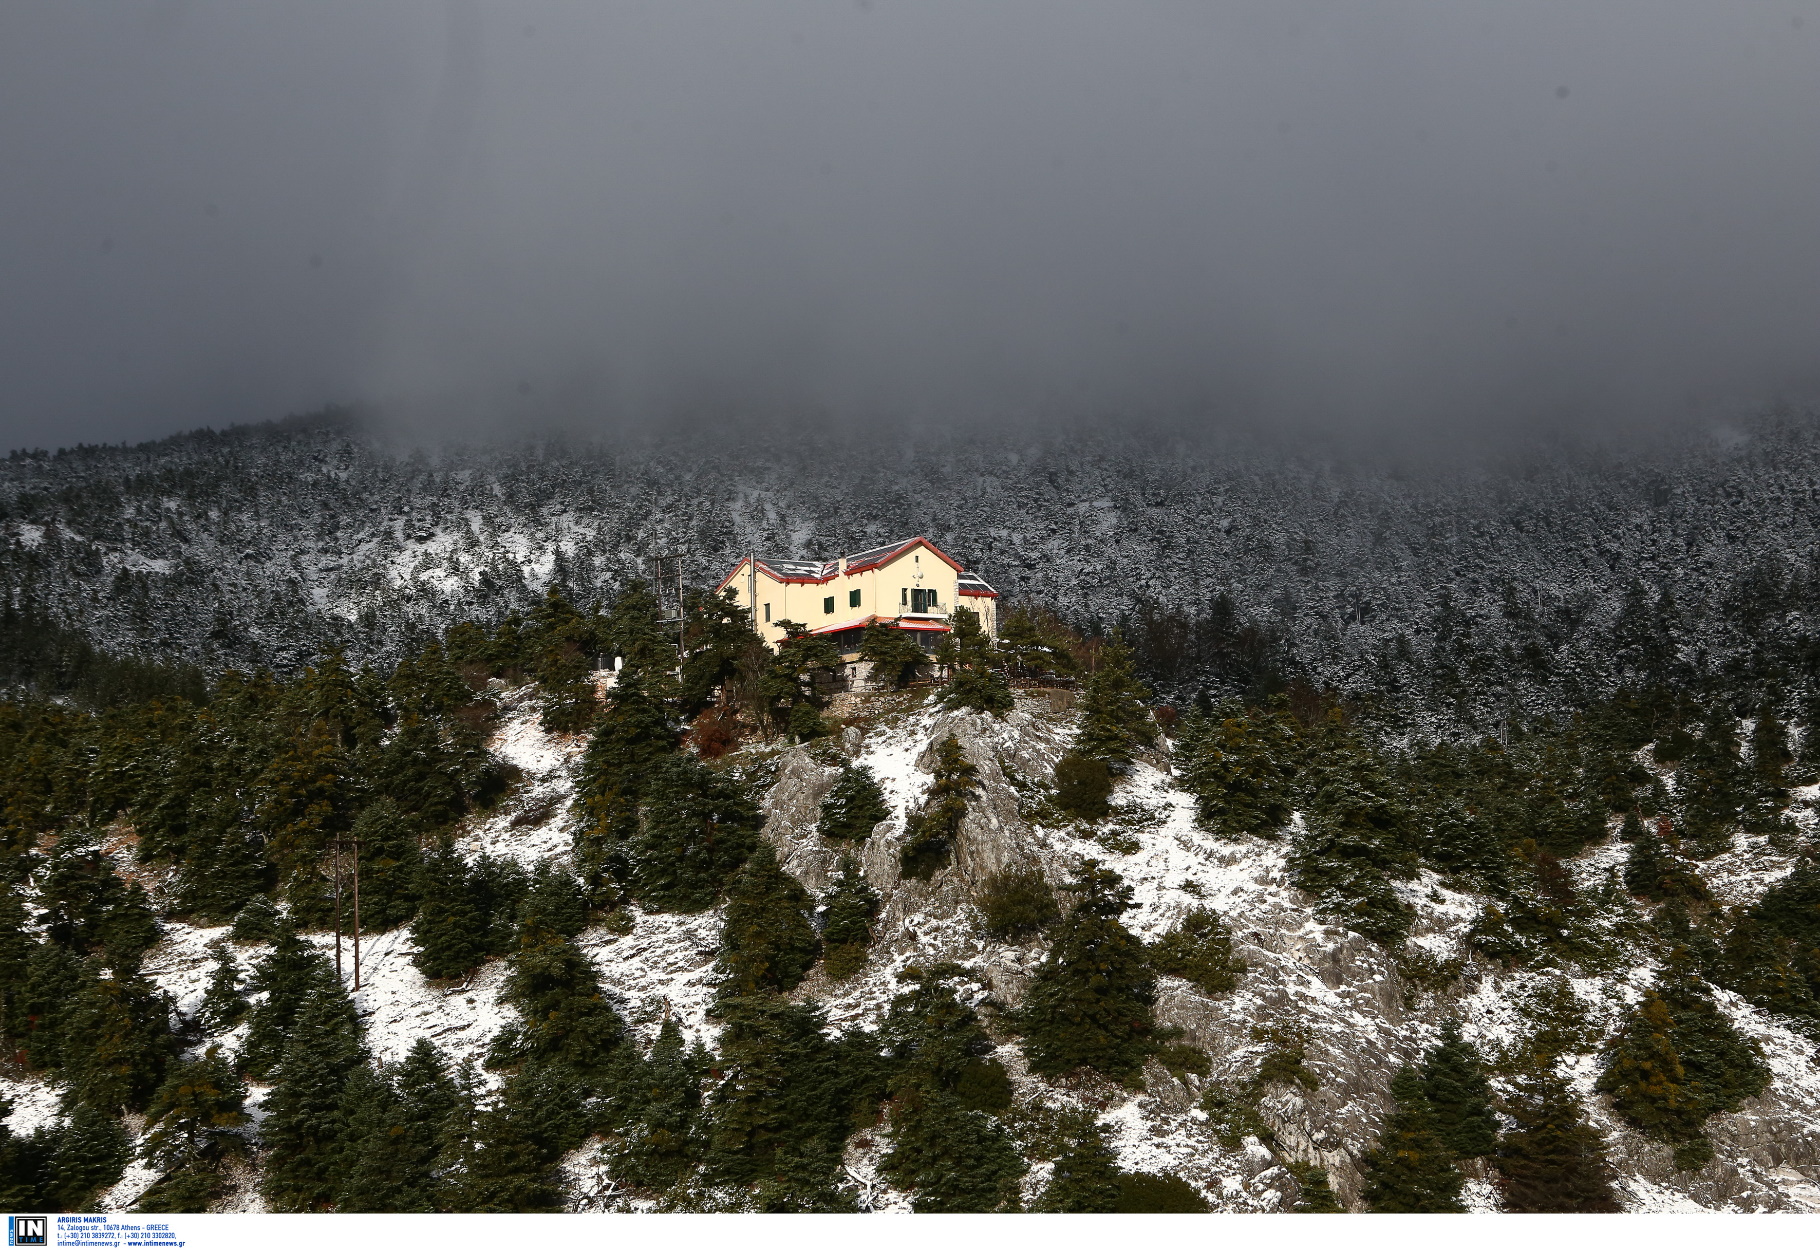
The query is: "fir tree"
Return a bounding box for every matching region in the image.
[574,664,677,893]
[899,734,977,880]
[858,622,927,690]
[1359,1067,1467,1212]
[703,997,876,1201]
[348,798,422,932]
[815,764,891,842]
[1288,776,1417,945]
[44,1101,131,1211]
[454,1064,590,1213]
[600,1017,710,1194]
[679,586,766,719]
[1172,702,1300,838]
[242,921,337,1078]
[717,843,818,999]
[881,965,1013,1112]
[516,860,589,939]
[879,1089,1024,1213]
[0,883,31,1041]
[1018,861,1158,1082]
[196,941,249,1033]
[630,756,762,913]
[1287,1161,1344,1212]
[35,830,158,969]
[1419,1021,1498,1160]
[760,623,842,741]
[995,605,1080,684]
[140,1047,249,1173]
[411,840,492,981]
[937,607,1013,716]
[63,972,176,1114]
[1033,1117,1122,1213]
[334,1065,438,1212]
[1148,906,1247,996]
[1494,1064,1620,1213]
[14,941,92,1072]
[176,821,269,924]
[228,893,279,942]
[1073,635,1155,768]
[487,925,626,1082]
[818,853,880,981]
[1623,818,1710,904]
[260,982,365,1211]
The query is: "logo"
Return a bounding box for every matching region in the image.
[8,1217,47,1247]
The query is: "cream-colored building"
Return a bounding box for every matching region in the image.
[717,537,998,659]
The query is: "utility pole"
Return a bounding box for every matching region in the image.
[351,833,362,990]
[332,835,343,981]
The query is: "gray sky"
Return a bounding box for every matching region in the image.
[3,2,1818,451]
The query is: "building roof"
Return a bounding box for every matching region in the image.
[716,536,995,597]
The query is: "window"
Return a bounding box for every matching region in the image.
[764,603,771,622]
[823,595,835,614]
[849,588,861,608]
[928,589,938,606]
[901,587,908,606]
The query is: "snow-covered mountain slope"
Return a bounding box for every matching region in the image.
[9,409,1820,725]
[10,685,1815,1213]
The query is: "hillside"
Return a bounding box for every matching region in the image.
[6,681,1817,1213]
[7,409,1820,728]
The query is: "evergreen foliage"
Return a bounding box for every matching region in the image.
[1113,1171,1211,1212]
[1172,701,1301,838]
[1359,1067,1467,1212]
[1017,861,1158,1082]
[141,1047,249,1174]
[1494,1064,1621,1213]
[995,605,1080,684]
[242,921,337,1078]
[229,893,279,942]
[899,734,977,880]
[975,866,1060,942]
[1032,1117,1123,1212]
[815,764,891,842]
[857,622,926,690]
[1286,1162,1344,1212]
[1148,906,1247,996]
[1623,818,1710,904]
[818,853,880,981]
[716,843,818,999]
[1051,751,1112,820]
[488,926,627,1081]
[259,981,365,1211]
[516,860,589,939]
[630,755,762,913]
[599,1017,712,1195]
[196,941,249,1033]
[44,1102,131,1211]
[1418,1021,1498,1160]
[63,972,176,1114]
[574,664,677,892]
[1289,776,1417,945]
[347,798,423,932]
[937,607,1013,715]
[1073,635,1155,767]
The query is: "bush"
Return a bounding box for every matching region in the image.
[1148,907,1246,995]
[1052,752,1112,820]
[1113,1172,1209,1213]
[976,867,1060,942]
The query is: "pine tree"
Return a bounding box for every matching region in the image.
[858,622,927,690]
[487,925,626,1082]
[140,1046,249,1173]
[411,840,491,981]
[176,820,269,924]
[1033,1117,1122,1212]
[881,965,1012,1111]
[453,1064,588,1213]
[196,941,249,1033]
[14,941,92,1072]
[937,607,1013,716]
[717,843,818,999]
[1073,635,1155,768]
[815,764,891,842]
[1148,906,1247,996]
[1419,1021,1498,1160]
[818,853,880,981]
[1018,861,1158,1082]
[528,587,601,734]
[995,605,1079,684]
[260,983,365,1211]
[64,972,176,1114]
[879,1089,1024,1213]
[44,1101,131,1211]
[630,755,762,913]
[242,921,337,1078]
[899,734,977,880]
[1359,1067,1467,1212]
[1287,1161,1344,1212]
[1494,1064,1620,1213]
[1623,818,1710,904]
[35,830,159,969]
[348,798,422,932]
[601,1017,710,1193]
[1174,703,1301,838]
[0,883,31,1042]
[679,586,766,718]
[334,1065,438,1212]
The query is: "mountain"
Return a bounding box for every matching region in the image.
[6,408,1820,729]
